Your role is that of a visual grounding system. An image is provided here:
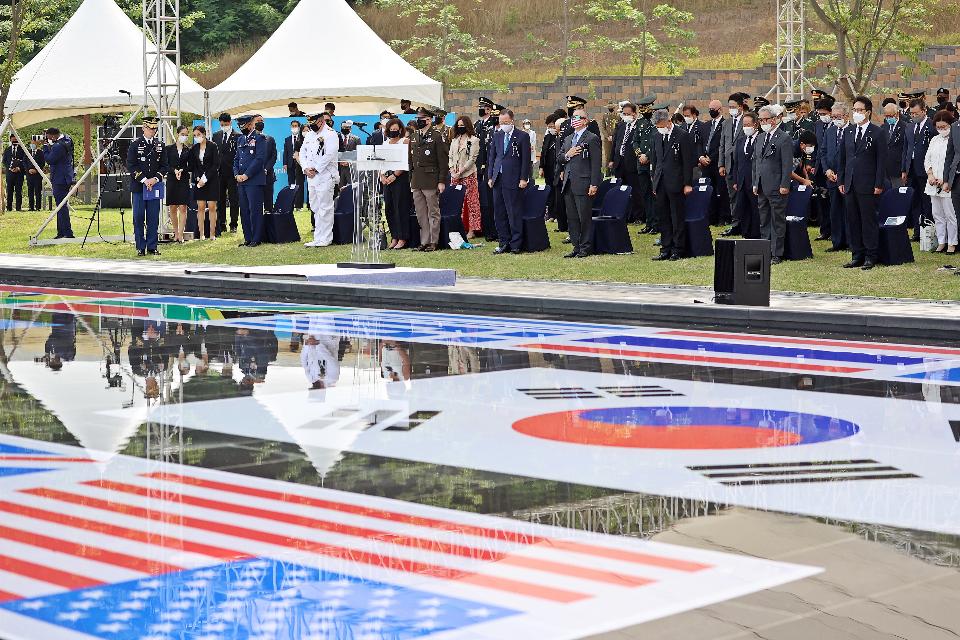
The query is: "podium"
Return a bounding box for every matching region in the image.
[336,144,408,270]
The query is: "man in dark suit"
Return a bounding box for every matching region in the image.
[698,99,726,224]
[557,108,602,258]
[283,120,305,209]
[731,112,761,238]
[651,109,695,261]
[610,102,643,222]
[213,113,239,233]
[26,135,45,211]
[902,97,935,240]
[944,111,960,226]
[487,108,531,254]
[681,104,705,151]
[539,114,562,221]
[338,120,361,186]
[839,96,887,270]
[3,135,28,211]
[881,101,906,188]
[819,104,850,252]
[254,115,277,213]
[719,92,748,235]
[752,105,794,264]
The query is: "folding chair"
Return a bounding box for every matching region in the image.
[876,186,915,265]
[592,184,633,254]
[684,184,714,257]
[264,184,302,244]
[783,184,813,260]
[332,183,354,245]
[592,177,621,216]
[437,184,467,249]
[520,184,552,252]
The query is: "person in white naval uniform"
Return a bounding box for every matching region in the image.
[301,333,341,390]
[299,113,340,247]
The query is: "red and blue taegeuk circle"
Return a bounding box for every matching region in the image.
[512,406,859,449]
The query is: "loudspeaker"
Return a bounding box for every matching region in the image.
[99,174,131,209]
[714,238,771,306]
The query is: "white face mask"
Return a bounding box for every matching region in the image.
[178,135,188,144]
[728,107,740,118]
[783,112,796,122]
[683,116,695,125]
[656,126,670,136]
[819,114,832,123]
[500,124,514,135]
[760,123,773,133]
[742,126,756,137]
[804,145,816,155]
[523,123,531,129]
[851,112,867,125]
[832,118,845,128]
[939,128,951,138]
[621,114,635,123]
[291,127,300,135]
[221,124,231,132]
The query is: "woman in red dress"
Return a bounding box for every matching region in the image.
[448,116,481,238]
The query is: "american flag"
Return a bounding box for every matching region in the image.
[0,436,819,639]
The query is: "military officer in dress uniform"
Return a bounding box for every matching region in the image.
[559,96,602,140]
[432,108,453,146]
[300,113,340,247]
[796,99,816,135]
[601,102,620,174]
[44,127,75,238]
[408,107,449,251]
[233,114,268,248]
[3,135,28,212]
[631,96,658,234]
[126,116,167,256]
[781,99,801,138]
[475,97,498,240]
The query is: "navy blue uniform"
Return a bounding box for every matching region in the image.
[126,135,168,252]
[3,142,28,211]
[44,134,76,237]
[233,129,268,245]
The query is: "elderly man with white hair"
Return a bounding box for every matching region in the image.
[752,104,794,264]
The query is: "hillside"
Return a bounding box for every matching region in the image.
[189,0,960,89]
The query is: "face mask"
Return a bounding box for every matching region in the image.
[912,114,924,124]
[939,128,951,138]
[501,124,515,134]
[885,117,898,126]
[938,97,947,105]
[656,126,670,136]
[783,112,796,122]
[341,127,350,134]
[387,129,401,139]
[683,116,694,125]
[709,109,721,119]
[195,133,205,142]
[804,145,816,155]
[380,118,389,127]
[29,143,36,150]
[418,118,430,129]
[832,118,844,128]
[523,123,531,129]
[310,123,320,132]
[254,122,265,132]
[728,107,740,118]
[454,125,467,135]
[291,127,300,135]
[478,108,487,117]
[760,123,773,133]
[178,135,188,144]
[221,124,231,132]
[742,126,756,137]
[621,114,635,123]
[851,112,866,125]
[819,114,832,123]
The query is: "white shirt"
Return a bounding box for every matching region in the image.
[298,126,340,185]
[525,127,538,157]
[301,335,340,387]
[924,134,950,197]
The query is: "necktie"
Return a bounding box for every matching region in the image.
[746,135,754,156]
[620,123,633,157]
[837,129,842,146]
[504,132,510,154]
[761,133,771,156]
[915,122,921,137]
[855,126,863,147]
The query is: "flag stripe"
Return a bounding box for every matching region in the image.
[0,590,19,603]
[0,457,94,463]
[688,459,877,471]
[0,554,102,591]
[498,556,654,587]
[719,473,920,486]
[143,472,706,571]
[0,499,244,561]
[0,524,181,576]
[25,487,590,603]
[518,342,870,373]
[658,329,960,357]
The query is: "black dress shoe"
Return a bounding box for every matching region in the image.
[861,261,876,270]
[575,252,590,258]
[669,252,682,261]
[510,249,521,255]
[842,260,863,268]
[562,237,572,244]
[652,252,670,261]
[563,250,578,258]
[493,246,507,255]
[248,242,261,248]
[911,235,921,242]
[148,249,161,256]
[137,249,146,257]
[771,256,783,265]
[720,227,740,237]
[824,246,842,252]
[62,234,75,239]
[238,241,249,247]
[422,244,435,252]
[53,235,63,240]
[814,235,830,241]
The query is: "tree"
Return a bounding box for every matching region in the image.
[581,1,697,94]
[376,0,511,92]
[524,0,587,92]
[807,0,931,100]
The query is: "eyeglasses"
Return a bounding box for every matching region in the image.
[851,107,868,113]
[758,116,777,123]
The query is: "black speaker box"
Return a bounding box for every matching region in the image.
[714,238,771,306]
[99,175,131,209]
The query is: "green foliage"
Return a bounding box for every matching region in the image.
[376,0,512,90]
[807,0,932,99]
[580,0,697,92]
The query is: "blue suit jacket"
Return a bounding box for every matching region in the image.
[233,130,268,186]
[817,124,847,191]
[487,128,531,187]
[839,123,887,194]
[45,135,75,185]
[902,117,934,176]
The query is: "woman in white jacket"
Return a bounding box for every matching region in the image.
[448,116,482,239]
[924,110,958,254]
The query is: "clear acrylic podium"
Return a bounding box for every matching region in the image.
[336,144,409,270]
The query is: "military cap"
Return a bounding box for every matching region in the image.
[810,88,833,100]
[814,98,834,111]
[566,95,587,108]
[784,99,803,112]
[652,103,670,111]
[898,90,925,100]
[753,95,771,109]
[236,114,257,126]
[416,107,435,117]
[435,108,448,117]
[478,97,494,107]
[306,113,324,124]
[636,94,656,106]
[937,87,949,96]
[141,116,160,128]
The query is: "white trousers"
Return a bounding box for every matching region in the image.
[308,178,336,245]
[931,195,958,245]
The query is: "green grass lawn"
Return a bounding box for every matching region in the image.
[1,205,957,300]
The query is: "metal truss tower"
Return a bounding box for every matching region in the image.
[774,0,806,102]
[142,0,182,142]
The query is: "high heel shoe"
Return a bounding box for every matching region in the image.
[935,244,946,253]
[394,241,407,250]
[947,245,957,255]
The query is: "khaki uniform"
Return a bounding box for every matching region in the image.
[601,109,620,174]
[408,127,450,247]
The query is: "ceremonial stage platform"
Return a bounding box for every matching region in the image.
[0,253,956,339]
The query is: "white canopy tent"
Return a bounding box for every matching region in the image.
[2,0,207,128]
[208,0,443,117]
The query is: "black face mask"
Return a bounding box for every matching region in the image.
[341,127,350,134]
[387,129,401,139]
[479,108,487,117]
[454,125,467,135]
[254,122,265,132]
[310,123,320,132]
[567,107,575,118]
[418,118,430,129]
[938,97,948,105]
[709,109,721,119]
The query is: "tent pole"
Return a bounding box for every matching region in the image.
[0,117,10,142]
[0,118,8,214]
[29,106,144,245]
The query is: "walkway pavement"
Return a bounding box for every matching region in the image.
[0,253,957,337]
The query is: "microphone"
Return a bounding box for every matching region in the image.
[354,122,369,130]
[119,89,131,96]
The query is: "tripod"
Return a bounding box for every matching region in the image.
[81,143,128,249]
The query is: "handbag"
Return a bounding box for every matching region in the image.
[920,223,937,252]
